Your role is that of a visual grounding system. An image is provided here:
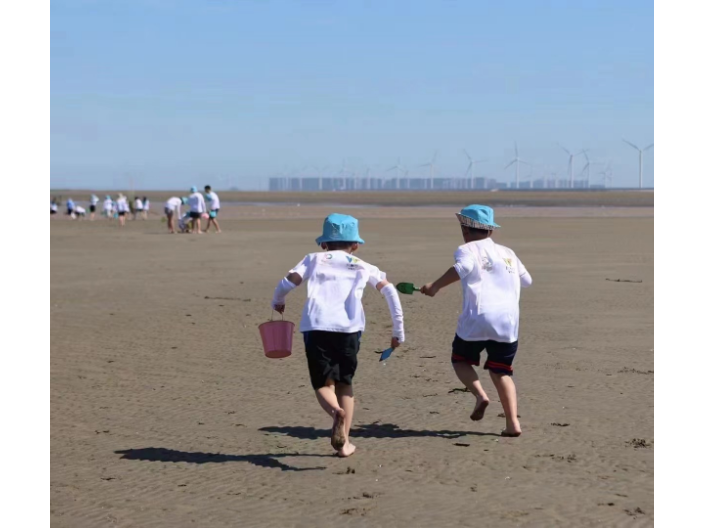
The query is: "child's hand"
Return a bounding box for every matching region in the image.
[273,304,285,314]
[420,283,438,297]
[391,337,401,349]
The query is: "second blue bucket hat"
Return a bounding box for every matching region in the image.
[315,213,365,245]
[456,204,501,230]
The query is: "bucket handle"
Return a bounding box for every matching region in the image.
[270,310,285,321]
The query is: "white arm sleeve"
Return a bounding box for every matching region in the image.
[380,283,405,343]
[518,258,532,287]
[271,277,297,308]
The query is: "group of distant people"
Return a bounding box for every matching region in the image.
[51,185,222,234]
[51,194,151,225]
[163,185,221,234]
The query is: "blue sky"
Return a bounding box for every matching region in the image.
[51,0,654,190]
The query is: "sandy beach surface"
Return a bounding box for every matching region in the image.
[51,205,653,527]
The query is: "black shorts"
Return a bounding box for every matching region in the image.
[189,211,202,219]
[89,205,96,212]
[118,211,126,217]
[303,331,361,389]
[451,335,518,376]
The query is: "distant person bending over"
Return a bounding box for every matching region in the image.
[133,197,144,220]
[74,205,86,219]
[164,196,185,233]
[203,185,222,233]
[115,194,129,226]
[142,196,150,219]
[187,186,206,234]
[89,194,99,221]
[50,200,58,215]
[178,211,192,233]
[421,205,532,437]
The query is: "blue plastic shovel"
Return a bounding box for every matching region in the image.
[379,347,395,362]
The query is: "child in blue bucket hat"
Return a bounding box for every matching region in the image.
[421,205,532,437]
[270,213,406,457]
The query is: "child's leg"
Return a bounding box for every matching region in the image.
[489,372,521,435]
[314,378,343,417]
[485,341,520,435]
[453,362,490,420]
[212,218,221,233]
[314,379,347,451]
[334,382,356,457]
[451,336,490,420]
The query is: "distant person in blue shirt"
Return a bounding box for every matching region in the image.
[66,198,75,216]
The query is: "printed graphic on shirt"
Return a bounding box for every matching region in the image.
[503,257,515,273]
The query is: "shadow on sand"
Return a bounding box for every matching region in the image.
[260,422,500,440]
[114,447,329,472]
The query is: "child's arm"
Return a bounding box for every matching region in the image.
[518,258,532,287]
[420,267,460,297]
[376,280,405,348]
[271,273,302,313]
[271,255,312,313]
[421,246,473,297]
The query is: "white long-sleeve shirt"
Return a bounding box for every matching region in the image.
[188,192,206,213]
[453,238,532,343]
[164,197,182,217]
[283,251,389,334]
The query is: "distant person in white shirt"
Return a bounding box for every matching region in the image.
[133,197,144,220]
[271,214,405,458]
[421,205,532,437]
[115,194,129,227]
[89,194,99,220]
[103,195,114,219]
[187,186,206,234]
[50,200,58,215]
[203,185,222,233]
[142,196,150,219]
[164,196,186,233]
[74,205,86,218]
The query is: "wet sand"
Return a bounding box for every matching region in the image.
[51,206,653,527]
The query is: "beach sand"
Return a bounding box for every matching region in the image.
[51,206,653,527]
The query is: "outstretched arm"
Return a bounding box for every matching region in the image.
[376,280,405,348]
[420,267,460,297]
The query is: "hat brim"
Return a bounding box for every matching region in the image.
[456,213,500,230]
[315,236,365,245]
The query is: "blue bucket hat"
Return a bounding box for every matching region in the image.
[315,213,365,245]
[190,186,198,193]
[456,204,500,230]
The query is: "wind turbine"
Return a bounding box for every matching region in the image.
[463,150,487,189]
[504,142,530,189]
[386,158,404,190]
[418,151,438,190]
[598,160,612,188]
[558,144,578,188]
[623,139,654,189]
[579,150,592,188]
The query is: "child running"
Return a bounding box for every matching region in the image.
[270,213,405,457]
[420,205,532,437]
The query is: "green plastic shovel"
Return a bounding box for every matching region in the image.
[396,282,421,295]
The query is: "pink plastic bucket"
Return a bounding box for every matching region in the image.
[259,319,295,359]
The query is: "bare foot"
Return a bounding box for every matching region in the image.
[470,398,490,421]
[337,442,356,458]
[331,409,346,450]
[501,428,522,437]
